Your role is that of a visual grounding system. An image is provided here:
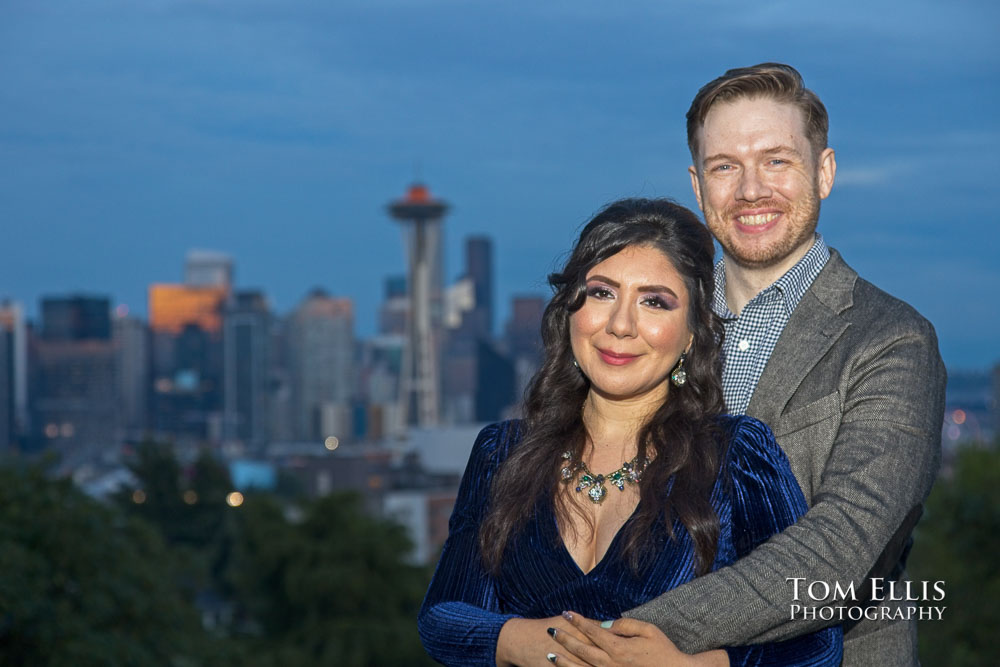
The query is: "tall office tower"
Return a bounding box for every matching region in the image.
[504,295,546,401]
[113,309,149,439]
[41,295,112,341]
[464,236,493,339]
[388,183,448,427]
[0,300,28,450]
[378,275,409,336]
[148,283,228,439]
[31,295,117,462]
[184,249,233,289]
[223,290,272,448]
[286,289,354,442]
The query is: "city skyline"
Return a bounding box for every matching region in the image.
[2,1,998,369]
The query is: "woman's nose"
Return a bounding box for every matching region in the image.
[605,300,637,338]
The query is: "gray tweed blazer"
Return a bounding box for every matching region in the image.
[626,249,946,666]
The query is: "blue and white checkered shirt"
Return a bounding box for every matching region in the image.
[713,235,831,415]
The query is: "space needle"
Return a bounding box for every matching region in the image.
[388,183,449,428]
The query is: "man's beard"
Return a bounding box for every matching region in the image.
[711,189,821,270]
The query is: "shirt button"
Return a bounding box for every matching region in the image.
[738,339,750,352]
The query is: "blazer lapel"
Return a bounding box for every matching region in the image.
[745,250,857,424]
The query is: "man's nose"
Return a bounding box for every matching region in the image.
[736,166,772,201]
[606,300,637,338]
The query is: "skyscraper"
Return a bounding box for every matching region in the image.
[286,290,354,442]
[41,295,111,341]
[31,295,117,462]
[113,308,149,439]
[388,183,448,427]
[464,236,493,339]
[0,300,27,450]
[184,249,233,289]
[223,290,272,448]
[504,295,546,401]
[148,283,228,439]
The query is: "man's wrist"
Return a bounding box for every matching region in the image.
[690,649,729,667]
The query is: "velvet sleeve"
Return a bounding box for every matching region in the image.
[417,422,520,666]
[722,417,843,666]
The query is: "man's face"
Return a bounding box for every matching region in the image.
[689,96,836,272]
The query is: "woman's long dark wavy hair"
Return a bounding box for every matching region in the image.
[479,198,727,576]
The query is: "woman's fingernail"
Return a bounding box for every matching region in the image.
[547,627,557,638]
[600,619,614,629]
[547,654,557,664]
[561,611,573,621]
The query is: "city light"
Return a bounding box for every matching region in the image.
[325,436,339,451]
[183,490,198,505]
[952,409,967,425]
[132,489,146,504]
[226,491,244,507]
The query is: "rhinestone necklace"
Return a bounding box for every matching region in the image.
[559,450,647,504]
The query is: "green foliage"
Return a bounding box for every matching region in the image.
[0,463,214,666]
[909,441,1000,666]
[1,442,437,665]
[228,492,436,666]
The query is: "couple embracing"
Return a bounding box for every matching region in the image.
[419,63,945,667]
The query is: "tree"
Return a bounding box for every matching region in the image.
[0,462,219,666]
[909,441,1000,666]
[228,492,436,666]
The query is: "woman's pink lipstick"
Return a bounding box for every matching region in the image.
[597,349,639,366]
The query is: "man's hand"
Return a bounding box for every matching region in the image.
[547,612,729,667]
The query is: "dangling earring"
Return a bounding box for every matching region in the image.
[572,359,580,369]
[670,353,687,387]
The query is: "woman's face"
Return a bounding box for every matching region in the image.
[570,244,693,404]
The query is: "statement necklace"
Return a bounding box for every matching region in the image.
[559,450,647,504]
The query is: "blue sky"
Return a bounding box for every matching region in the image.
[1,0,997,368]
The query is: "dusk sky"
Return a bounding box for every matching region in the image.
[2,0,997,368]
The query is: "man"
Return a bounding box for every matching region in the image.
[616,64,946,665]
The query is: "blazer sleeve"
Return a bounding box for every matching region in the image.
[720,417,843,666]
[623,312,945,651]
[417,423,520,666]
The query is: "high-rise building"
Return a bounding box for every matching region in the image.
[378,275,409,336]
[113,309,149,439]
[223,290,271,448]
[41,295,111,341]
[464,236,493,338]
[148,283,228,440]
[0,300,27,450]
[286,290,354,442]
[388,183,448,427]
[504,295,546,401]
[184,249,233,289]
[31,295,117,463]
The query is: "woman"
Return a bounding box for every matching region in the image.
[418,198,842,666]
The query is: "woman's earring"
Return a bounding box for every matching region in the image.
[572,359,580,369]
[670,353,687,387]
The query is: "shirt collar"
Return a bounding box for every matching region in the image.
[712,234,830,319]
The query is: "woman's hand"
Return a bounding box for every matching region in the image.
[547,612,729,667]
[496,615,595,667]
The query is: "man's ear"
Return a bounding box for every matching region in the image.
[817,147,836,200]
[688,165,704,212]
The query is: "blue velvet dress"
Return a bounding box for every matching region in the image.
[418,417,843,665]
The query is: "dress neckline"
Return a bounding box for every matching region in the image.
[551,495,643,577]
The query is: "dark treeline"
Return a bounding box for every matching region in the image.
[0,442,436,666]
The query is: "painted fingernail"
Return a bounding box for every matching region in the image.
[547,627,557,638]
[547,654,557,664]
[600,619,614,629]
[561,611,573,621]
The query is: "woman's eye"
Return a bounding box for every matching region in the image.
[642,295,676,310]
[642,296,666,309]
[587,286,614,299]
